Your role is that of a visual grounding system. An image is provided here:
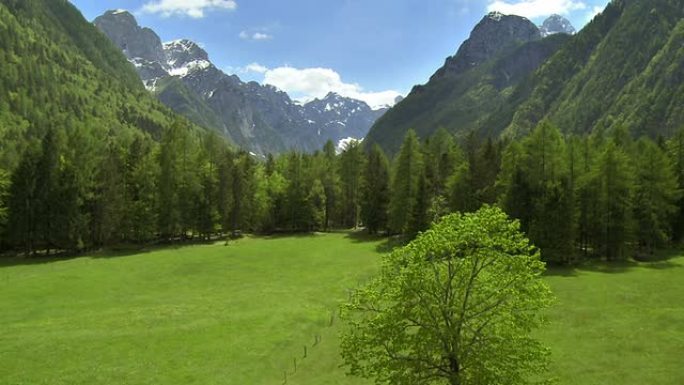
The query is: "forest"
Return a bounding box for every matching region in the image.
[2,119,683,265]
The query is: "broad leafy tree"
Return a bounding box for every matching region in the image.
[341,206,552,385]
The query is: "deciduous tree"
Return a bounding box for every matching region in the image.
[341,206,552,385]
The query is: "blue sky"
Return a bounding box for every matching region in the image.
[71,0,611,107]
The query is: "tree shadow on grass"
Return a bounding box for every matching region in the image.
[577,260,640,274]
[543,250,683,277]
[0,238,223,268]
[543,265,579,277]
[344,230,401,254]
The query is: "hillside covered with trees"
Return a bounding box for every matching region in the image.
[366,0,684,154]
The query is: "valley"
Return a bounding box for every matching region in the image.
[1,0,683,384]
[2,234,683,384]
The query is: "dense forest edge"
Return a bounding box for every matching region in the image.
[1,0,683,266]
[3,120,684,267]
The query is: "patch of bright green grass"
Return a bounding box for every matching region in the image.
[0,233,383,385]
[2,235,684,385]
[291,256,684,385]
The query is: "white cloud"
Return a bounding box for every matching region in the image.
[239,30,273,41]
[260,66,402,109]
[244,63,268,73]
[487,0,587,18]
[141,0,236,18]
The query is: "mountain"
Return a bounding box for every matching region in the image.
[366,0,684,154]
[431,12,541,80]
[94,10,387,154]
[366,11,567,154]
[0,0,193,171]
[540,14,576,37]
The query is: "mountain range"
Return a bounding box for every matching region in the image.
[94,10,388,155]
[366,0,684,154]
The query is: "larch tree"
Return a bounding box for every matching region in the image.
[633,138,681,254]
[361,144,391,235]
[339,140,365,228]
[388,130,423,234]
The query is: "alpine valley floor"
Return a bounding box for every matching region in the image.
[1,233,683,385]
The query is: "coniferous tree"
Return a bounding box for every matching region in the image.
[284,152,311,231]
[666,127,684,241]
[499,141,534,233]
[408,168,430,236]
[339,140,365,228]
[525,122,575,263]
[388,130,423,234]
[34,128,63,254]
[0,168,8,248]
[125,135,158,243]
[196,132,221,239]
[217,149,235,234]
[361,144,390,234]
[91,135,127,246]
[633,138,681,254]
[320,140,341,231]
[583,143,635,260]
[157,123,183,240]
[7,145,40,255]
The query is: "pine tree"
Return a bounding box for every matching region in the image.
[388,130,423,234]
[361,144,390,234]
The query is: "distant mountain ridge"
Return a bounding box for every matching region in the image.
[366,0,684,154]
[94,10,387,154]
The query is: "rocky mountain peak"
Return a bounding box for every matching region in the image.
[540,14,576,37]
[94,10,166,64]
[164,39,210,69]
[432,12,541,79]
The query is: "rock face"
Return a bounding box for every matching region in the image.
[94,10,388,154]
[303,93,388,143]
[94,10,165,63]
[540,14,576,37]
[432,12,541,80]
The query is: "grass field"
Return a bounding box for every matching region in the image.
[1,234,683,385]
[0,233,383,385]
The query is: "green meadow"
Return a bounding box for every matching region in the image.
[1,233,683,385]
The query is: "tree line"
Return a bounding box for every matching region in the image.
[1,119,683,262]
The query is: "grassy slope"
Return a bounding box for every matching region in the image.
[0,233,383,385]
[2,235,684,384]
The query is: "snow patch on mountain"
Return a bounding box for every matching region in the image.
[168,59,211,77]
